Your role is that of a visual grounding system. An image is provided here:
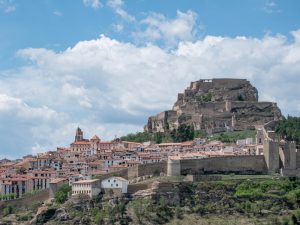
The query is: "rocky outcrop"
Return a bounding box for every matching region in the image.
[145,78,282,134]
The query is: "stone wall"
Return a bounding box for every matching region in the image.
[98,168,129,180]
[145,78,282,134]
[0,189,49,213]
[264,140,279,173]
[128,162,167,179]
[170,155,268,176]
[185,174,222,182]
[128,183,152,194]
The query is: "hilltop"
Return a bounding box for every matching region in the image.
[145,78,282,134]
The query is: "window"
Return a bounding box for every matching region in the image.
[108,179,110,182]
[111,184,113,187]
[116,184,118,187]
[114,180,116,182]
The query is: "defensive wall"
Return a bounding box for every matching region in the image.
[168,155,268,176]
[167,124,299,177]
[128,162,167,179]
[0,189,49,214]
[93,162,167,181]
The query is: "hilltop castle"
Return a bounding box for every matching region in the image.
[145,78,282,134]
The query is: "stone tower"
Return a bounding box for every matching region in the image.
[167,158,181,176]
[281,142,297,170]
[75,127,83,142]
[263,140,279,174]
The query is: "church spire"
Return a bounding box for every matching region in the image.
[75,127,83,142]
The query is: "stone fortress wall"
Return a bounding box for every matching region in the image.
[167,123,299,177]
[145,78,282,134]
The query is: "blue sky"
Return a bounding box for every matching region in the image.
[1,0,300,69]
[0,0,300,159]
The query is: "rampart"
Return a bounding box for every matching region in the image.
[0,189,49,214]
[168,155,268,176]
[128,162,167,179]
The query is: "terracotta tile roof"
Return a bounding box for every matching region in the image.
[73,141,90,145]
[49,178,67,184]
[73,179,99,184]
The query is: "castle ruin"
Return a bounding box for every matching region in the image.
[145,78,282,134]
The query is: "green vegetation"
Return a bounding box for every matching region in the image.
[276,116,300,143]
[0,193,16,200]
[121,124,195,143]
[121,127,256,144]
[196,93,212,102]
[35,208,56,224]
[234,178,295,198]
[2,205,15,216]
[170,124,194,142]
[209,129,256,143]
[3,176,300,224]
[120,131,173,143]
[54,183,71,204]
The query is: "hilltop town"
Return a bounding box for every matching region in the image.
[0,79,299,224]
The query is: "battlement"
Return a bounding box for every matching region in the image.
[190,78,249,91]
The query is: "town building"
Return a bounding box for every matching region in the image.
[72,179,101,198]
[101,176,129,193]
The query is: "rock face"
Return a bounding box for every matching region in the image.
[145,78,282,134]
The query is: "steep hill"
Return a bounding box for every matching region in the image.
[145,78,282,134]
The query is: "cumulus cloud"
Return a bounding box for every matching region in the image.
[133,10,198,47]
[1,28,300,158]
[83,0,101,9]
[107,0,135,22]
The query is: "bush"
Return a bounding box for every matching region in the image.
[55,184,71,204]
[284,188,300,207]
[94,211,105,224]
[3,205,15,216]
[276,116,300,143]
[35,208,56,224]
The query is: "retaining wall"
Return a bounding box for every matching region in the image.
[179,155,268,175]
[0,189,49,214]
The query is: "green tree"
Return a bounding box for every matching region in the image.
[276,116,300,143]
[55,184,71,204]
[174,124,194,142]
[155,132,163,144]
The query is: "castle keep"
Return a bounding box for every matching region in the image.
[145,79,282,134]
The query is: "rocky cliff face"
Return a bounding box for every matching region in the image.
[145,78,282,134]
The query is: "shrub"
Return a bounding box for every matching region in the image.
[55,184,71,204]
[35,208,56,224]
[3,205,15,216]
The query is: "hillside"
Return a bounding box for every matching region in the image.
[2,175,300,225]
[145,78,282,134]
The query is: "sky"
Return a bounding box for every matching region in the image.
[0,0,300,159]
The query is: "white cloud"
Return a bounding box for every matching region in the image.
[133,10,198,47]
[107,0,135,22]
[0,0,15,13]
[1,27,300,158]
[263,0,280,14]
[112,23,124,33]
[83,0,101,9]
[53,9,63,17]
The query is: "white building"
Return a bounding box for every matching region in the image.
[68,174,91,186]
[72,179,101,198]
[101,177,128,193]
